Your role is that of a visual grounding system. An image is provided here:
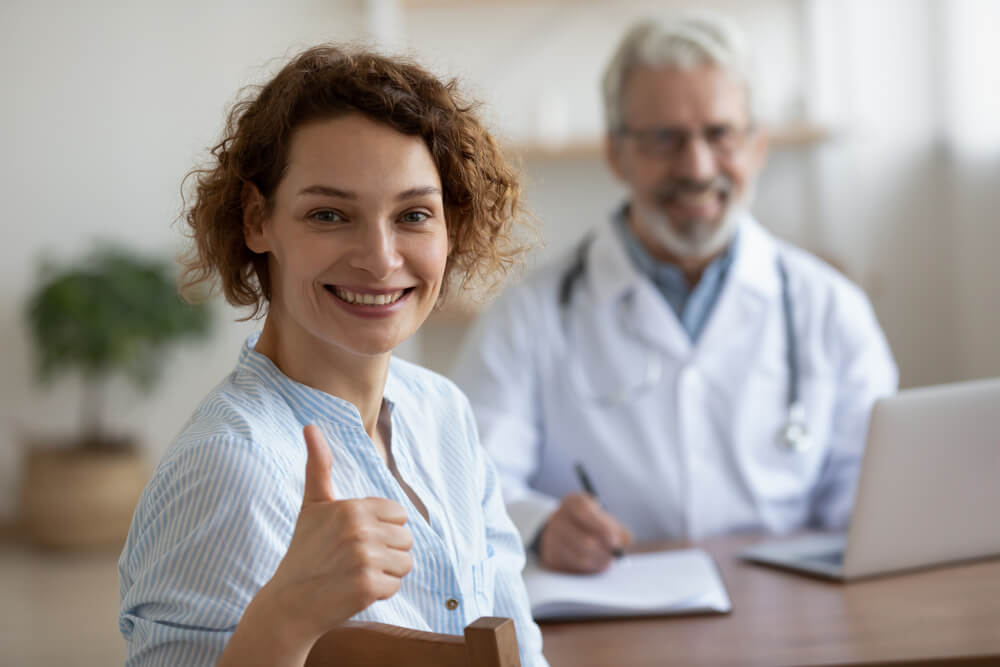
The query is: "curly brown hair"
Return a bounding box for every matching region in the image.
[180,44,527,319]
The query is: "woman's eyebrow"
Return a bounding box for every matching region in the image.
[298,184,355,199]
[296,185,441,201]
[396,186,442,201]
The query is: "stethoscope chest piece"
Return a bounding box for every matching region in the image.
[777,402,812,452]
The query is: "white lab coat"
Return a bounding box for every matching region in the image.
[452,213,898,546]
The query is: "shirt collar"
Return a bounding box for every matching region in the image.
[236,331,398,430]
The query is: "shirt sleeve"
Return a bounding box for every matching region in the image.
[461,395,550,667]
[452,286,559,547]
[809,287,899,528]
[118,435,298,667]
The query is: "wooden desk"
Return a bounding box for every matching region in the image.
[539,535,1000,666]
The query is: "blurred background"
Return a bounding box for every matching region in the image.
[2,0,998,664]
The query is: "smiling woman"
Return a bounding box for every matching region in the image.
[116,45,547,667]
[243,115,451,385]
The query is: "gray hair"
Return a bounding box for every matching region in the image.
[601,13,754,132]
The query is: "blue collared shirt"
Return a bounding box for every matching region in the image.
[118,334,547,666]
[613,206,740,342]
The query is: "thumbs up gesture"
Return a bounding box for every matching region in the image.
[262,424,414,646]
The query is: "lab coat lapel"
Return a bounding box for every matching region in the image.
[695,216,781,374]
[586,221,693,360]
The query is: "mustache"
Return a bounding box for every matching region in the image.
[655,176,733,203]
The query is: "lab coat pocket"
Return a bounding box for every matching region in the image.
[471,547,498,617]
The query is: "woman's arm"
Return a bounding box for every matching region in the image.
[120,426,411,667]
[218,425,413,667]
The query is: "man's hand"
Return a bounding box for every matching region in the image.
[538,492,632,573]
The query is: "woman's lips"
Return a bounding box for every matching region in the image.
[323,285,415,317]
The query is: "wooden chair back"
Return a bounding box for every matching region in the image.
[306,616,522,667]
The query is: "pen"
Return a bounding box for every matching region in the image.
[574,462,625,559]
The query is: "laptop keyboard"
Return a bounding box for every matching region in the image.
[804,550,845,566]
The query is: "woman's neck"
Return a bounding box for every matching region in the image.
[253,316,389,438]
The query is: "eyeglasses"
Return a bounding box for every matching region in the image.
[615,124,754,159]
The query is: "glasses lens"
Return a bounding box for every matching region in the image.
[622,125,748,158]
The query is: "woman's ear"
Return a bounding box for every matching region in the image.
[242,183,269,254]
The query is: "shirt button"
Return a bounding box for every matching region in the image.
[445,598,459,611]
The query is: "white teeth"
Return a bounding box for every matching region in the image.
[333,287,405,306]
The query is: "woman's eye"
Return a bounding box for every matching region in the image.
[311,210,343,223]
[400,211,430,224]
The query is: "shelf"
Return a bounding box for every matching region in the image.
[505,123,834,162]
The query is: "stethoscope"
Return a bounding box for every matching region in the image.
[558,235,812,453]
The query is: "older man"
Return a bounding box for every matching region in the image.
[453,14,897,574]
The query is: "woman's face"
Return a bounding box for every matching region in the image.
[245,113,449,360]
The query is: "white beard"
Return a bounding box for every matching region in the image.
[633,184,754,260]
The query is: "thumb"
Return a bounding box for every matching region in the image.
[302,424,336,504]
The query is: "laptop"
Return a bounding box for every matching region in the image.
[741,377,1000,581]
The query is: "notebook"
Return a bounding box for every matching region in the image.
[741,377,1000,581]
[523,548,731,620]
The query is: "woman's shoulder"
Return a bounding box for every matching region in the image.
[159,370,303,479]
[387,357,477,442]
[388,356,467,406]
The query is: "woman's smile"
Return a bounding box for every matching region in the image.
[325,284,415,318]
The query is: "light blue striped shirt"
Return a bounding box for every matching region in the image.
[118,333,547,666]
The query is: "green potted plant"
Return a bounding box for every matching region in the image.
[21,244,211,549]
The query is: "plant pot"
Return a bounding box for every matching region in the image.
[19,444,147,550]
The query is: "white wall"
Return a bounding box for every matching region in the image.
[941,0,1000,381]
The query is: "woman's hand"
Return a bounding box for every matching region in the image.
[220,425,413,666]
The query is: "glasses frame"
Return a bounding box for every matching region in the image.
[614,123,756,159]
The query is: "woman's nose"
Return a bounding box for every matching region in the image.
[350,223,404,280]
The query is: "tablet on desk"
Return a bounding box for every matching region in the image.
[741,377,1000,581]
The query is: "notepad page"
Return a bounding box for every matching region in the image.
[524,548,731,620]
